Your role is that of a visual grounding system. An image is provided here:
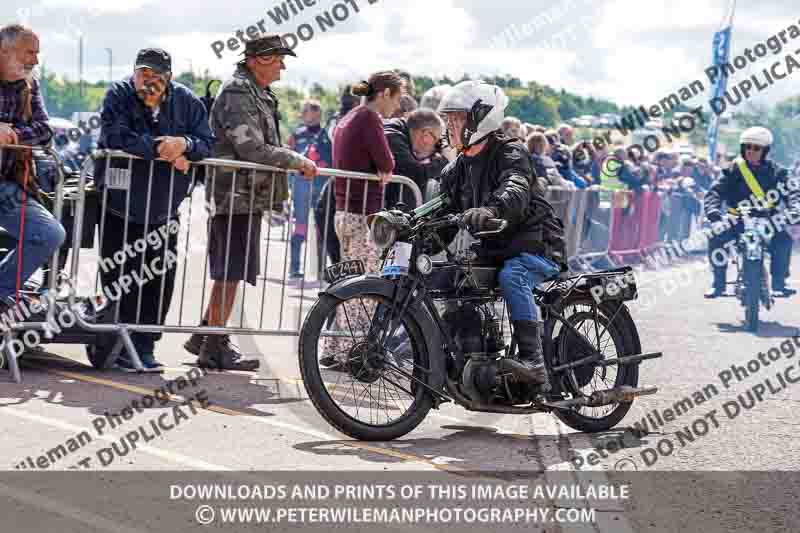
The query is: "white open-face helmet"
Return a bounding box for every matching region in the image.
[437,80,508,150]
[740,126,774,160]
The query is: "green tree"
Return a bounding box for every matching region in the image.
[557,96,580,121]
[39,68,626,137]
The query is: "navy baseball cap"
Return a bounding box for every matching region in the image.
[134,48,172,74]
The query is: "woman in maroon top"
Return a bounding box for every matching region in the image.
[321,72,402,368]
[332,71,403,272]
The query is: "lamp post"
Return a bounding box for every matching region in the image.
[78,34,84,99]
[105,48,113,85]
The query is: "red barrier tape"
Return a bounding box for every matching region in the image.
[608,191,663,265]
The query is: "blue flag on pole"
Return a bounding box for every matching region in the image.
[708,0,737,164]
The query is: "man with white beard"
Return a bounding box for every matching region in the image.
[0,25,65,320]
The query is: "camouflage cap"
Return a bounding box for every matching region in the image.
[241,35,296,59]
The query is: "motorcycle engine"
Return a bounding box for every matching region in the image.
[443,303,507,403]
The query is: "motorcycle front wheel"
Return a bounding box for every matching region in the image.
[298,292,433,441]
[742,258,762,332]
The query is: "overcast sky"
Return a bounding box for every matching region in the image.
[4,0,798,111]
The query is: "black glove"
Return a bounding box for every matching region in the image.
[707,211,722,223]
[463,207,496,232]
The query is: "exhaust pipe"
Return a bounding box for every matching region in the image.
[544,385,658,410]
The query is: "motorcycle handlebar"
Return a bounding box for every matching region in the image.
[473,218,508,237]
[425,214,508,236]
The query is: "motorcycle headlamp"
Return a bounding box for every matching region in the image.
[368,210,410,249]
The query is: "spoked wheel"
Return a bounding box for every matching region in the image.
[0,332,15,370]
[548,297,640,433]
[298,292,433,441]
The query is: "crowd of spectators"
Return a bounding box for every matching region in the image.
[294,81,731,293]
[494,119,723,198]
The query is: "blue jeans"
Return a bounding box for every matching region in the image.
[290,175,327,276]
[0,182,66,301]
[498,253,561,321]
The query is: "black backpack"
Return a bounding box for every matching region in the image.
[201,79,221,115]
[193,80,220,184]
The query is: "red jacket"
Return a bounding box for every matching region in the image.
[332,105,394,215]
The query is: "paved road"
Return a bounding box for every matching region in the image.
[2,192,799,532]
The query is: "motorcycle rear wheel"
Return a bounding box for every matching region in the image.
[547,296,640,433]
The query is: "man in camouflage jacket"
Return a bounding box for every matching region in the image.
[207,37,315,215]
[188,35,317,371]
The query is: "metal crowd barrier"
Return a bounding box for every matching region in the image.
[659,191,701,245]
[571,188,616,269]
[545,187,587,266]
[1,146,422,380]
[314,172,420,280]
[62,150,421,373]
[547,187,702,271]
[0,144,68,383]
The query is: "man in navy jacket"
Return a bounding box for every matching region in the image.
[96,48,213,371]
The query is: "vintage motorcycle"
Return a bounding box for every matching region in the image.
[298,195,662,441]
[724,206,777,332]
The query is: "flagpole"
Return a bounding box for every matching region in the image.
[707,0,737,165]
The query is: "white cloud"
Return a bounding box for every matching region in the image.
[11,0,799,109]
[595,0,725,36]
[42,0,156,14]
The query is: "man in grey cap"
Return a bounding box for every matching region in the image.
[97,46,214,372]
[184,35,317,371]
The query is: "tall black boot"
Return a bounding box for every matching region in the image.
[499,320,551,392]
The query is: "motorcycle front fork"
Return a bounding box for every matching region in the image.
[735,260,772,308]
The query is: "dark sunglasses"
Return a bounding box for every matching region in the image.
[744,144,764,152]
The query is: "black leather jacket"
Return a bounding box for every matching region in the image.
[436,133,567,265]
[705,158,800,219]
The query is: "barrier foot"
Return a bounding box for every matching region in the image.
[3,331,21,383]
[119,328,146,372]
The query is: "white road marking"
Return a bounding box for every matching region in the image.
[550,418,637,533]
[3,406,232,470]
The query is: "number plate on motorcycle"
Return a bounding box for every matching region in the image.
[382,242,413,278]
[325,259,365,284]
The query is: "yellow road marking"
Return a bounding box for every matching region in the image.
[28,362,469,475]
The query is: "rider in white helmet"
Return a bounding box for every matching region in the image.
[433,80,567,392]
[704,126,800,298]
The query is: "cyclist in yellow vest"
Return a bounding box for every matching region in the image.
[704,127,800,298]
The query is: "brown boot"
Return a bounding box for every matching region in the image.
[198,335,260,371]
